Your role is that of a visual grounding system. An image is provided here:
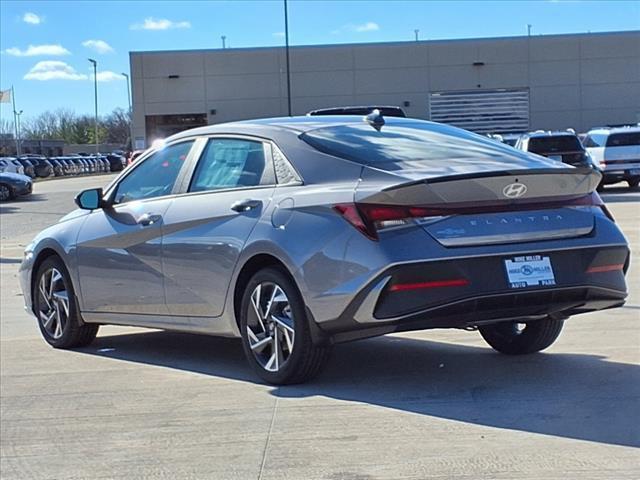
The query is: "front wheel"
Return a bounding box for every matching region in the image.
[34,256,99,349]
[240,268,331,385]
[479,317,564,355]
[0,183,13,202]
[627,178,639,189]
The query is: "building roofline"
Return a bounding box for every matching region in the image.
[129,29,640,56]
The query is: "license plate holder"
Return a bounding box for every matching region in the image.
[504,255,556,289]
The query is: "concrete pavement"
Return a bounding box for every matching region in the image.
[1,176,638,479]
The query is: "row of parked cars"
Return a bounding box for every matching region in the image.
[490,125,640,190]
[0,153,127,180]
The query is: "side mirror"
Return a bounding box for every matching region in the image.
[75,188,104,210]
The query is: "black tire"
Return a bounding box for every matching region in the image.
[628,178,639,189]
[239,267,331,385]
[479,317,564,355]
[33,256,99,349]
[0,183,13,202]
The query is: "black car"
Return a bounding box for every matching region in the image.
[0,172,32,201]
[307,105,407,118]
[24,158,54,178]
[106,153,126,172]
[15,159,36,178]
[516,131,593,169]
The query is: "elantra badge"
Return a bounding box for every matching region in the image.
[502,182,528,198]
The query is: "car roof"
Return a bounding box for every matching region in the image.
[587,125,640,135]
[166,115,429,142]
[522,130,578,139]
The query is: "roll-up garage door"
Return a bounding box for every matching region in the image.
[428,88,530,134]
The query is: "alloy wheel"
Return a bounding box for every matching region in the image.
[37,267,70,339]
[246,282,295,372]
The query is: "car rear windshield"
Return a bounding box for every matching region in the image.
[606,132,640,147]
[527,136,583,154]
[299,121,532,166]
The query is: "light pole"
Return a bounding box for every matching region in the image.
[414,29,419,42]
[122,72,133,150]
[284,0,292,116]
[88,58,98,153]
[221,35,226,49]
[15,110,23,156]
[527,24,532,36]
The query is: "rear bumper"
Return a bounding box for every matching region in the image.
[601,163,640,183]
[318,245,629,343]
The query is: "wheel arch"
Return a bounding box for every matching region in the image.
[232,253,294,329]
[232,252,331,345]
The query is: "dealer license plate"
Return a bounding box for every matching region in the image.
[505,255,556,289]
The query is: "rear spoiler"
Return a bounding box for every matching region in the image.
[357,167,601,207]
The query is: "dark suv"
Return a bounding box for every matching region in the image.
[515,130,595,169]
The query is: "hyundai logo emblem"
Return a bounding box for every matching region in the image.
[502,183,528,198]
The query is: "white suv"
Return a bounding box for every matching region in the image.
[583,126,640,189]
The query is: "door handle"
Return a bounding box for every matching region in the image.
[231,199,262,212]
[138,213,162,226]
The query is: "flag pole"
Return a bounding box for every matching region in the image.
[11,86,20,156]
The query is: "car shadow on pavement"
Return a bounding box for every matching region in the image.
[84,330,639,448]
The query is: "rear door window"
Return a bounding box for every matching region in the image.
[189,138,273,192]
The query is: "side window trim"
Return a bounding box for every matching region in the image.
[104,138,199,205]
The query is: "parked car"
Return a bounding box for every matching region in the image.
[583,126,640,189]
[19,115,629,385]
[23,158,54,178]
[307,105,407,117]
[98,155,111,172]
[106,153,126,172]
[0,172,32,201]
[128,150,145,165]
[515,130,594,169]
[48,158,66,177]
[0,157,24,175]
[15,158,36,178]
[493,133,522,147]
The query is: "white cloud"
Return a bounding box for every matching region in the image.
[273,31,285,38]
[23,61,125,82]
[130,17,191,30]
[94,71,125,82]
[4,44,70,57]
[354,22,379,32]
[332,21,380,35]
[23,12,42,25]
[82,39,115,54]
[24,61,87,81]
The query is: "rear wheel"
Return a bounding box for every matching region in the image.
[479,317,564,355]
[240,268,330,385]
[628,178,639,189]
[34,256,99,348]
[0,183,13,201]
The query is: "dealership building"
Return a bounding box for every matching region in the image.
[129,30,639,147]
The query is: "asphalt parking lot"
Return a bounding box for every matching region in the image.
[1,175,638,480]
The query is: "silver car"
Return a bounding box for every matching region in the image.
[19,115,630,384]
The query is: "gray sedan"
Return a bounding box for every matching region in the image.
[0,172,32,201]
[19,114,629,384]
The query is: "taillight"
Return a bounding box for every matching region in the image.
[333,203,444,240]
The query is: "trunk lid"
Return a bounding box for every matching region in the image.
[355,166,602,246]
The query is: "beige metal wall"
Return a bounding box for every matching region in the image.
[130,31,640,145]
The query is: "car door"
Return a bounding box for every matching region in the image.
[161,137,277,318]
[75,140,196,315]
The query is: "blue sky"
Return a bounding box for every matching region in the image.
[1,0,638,121]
